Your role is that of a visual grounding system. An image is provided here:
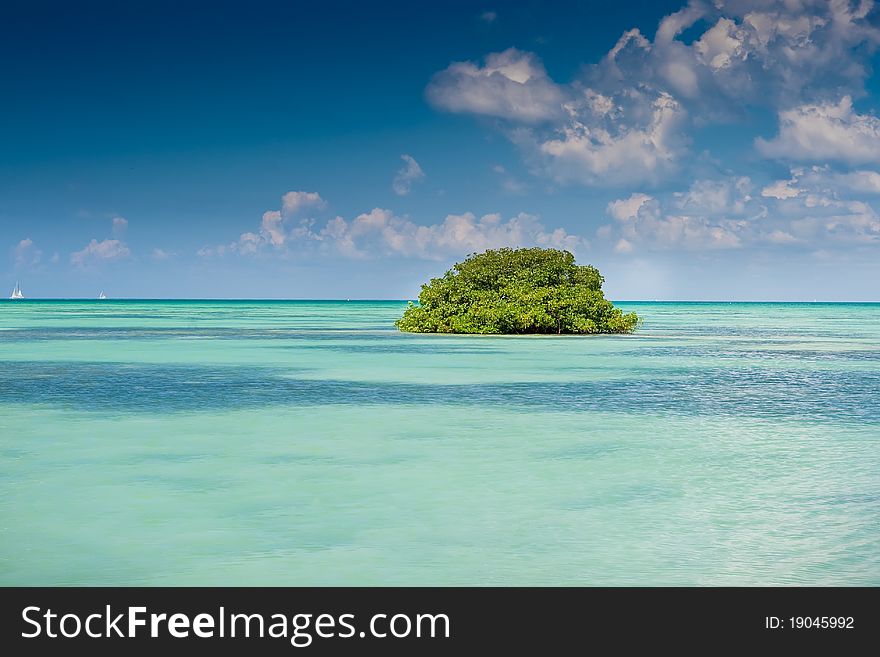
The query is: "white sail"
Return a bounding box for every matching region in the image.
[9,282,24,299]
[98,291,107,300]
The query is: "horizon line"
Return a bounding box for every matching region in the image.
[3,298,879,304]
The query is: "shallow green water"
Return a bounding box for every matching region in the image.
[1,300,878,585]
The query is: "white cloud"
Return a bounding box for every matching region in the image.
[218,191,326,252]
[15,238,41,267]
[425,48,565,122]
[671,1,878,107]
[757,97,880,164]
[763,229,799,244]
[761,178,801,200]
[259,211,285,247]
[479,10,497,24]
[603,172,880,252]
[674,177,753,214]
[764,167,880,244]
[70,239,131,267]
[501,179,526,195]
[835,170,880,194]
[694,17,746,71]
[604,178,756,251]
[425,1,880,186]
[196,245,224,258]
[281,191,325,215]
[765,165,880,198]
[151,248,175,260]
[610,203,745,251]
[607,193,653,221]
[314,209,582,260]
[655,1,706,46]
[112,216,128,236]
[537,91,687,185]
[201,193,582,260]
[392,154,425,196]
[784,199,880,245]
[236,231,266,255]
[614,238,634,254]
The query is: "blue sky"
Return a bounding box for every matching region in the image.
[2,0,879,300]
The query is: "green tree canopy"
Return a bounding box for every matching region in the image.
[396,248,640,334]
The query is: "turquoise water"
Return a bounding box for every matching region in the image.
[1,300,878,585]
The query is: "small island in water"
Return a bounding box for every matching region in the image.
[396,247,640,334]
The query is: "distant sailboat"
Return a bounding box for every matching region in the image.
[98,291,107,300]
[9,282,24,299]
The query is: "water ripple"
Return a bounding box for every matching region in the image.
[0,361,876,423]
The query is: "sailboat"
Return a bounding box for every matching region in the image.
[98,291,107,300]
[9,282,24,299]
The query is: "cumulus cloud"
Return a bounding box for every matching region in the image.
[834,170,880,194]
[764,166,880,199]
[604,187,746,251]
[215,191,326,254]
[426,1,880,186]
[313,209,582,260]
[425,48,565,122]
[602,0,880,109]
[538,91,687,185]
[248,192,327,249]
[112,216,128,236]
[607,193,653,221]
[604,171,880,252]
[151,248,175,260]
[392,154,425,196]
[674,176,753,214]
[756,97,880,164]
[196,244,225,258]
[281,191,325,215]
[200,192,582,260]
[70,239,131,267]
[424,43,686,184]
[15,238,41,267]
[761,177,801,200]
[760,166,880,244]
[259,211,285,247]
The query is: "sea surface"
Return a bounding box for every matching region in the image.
[1,300,878,585]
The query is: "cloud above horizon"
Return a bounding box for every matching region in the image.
[111,216,128,237]
[757,96,880,164]
[426,0,880,186]
[151,248,176,260]
[317,209,582,259]
[71,239,131,267]
[7,0,880,301]
[601,170,880,254]
[220,191,327,254]
[14,238,41,268]
[426,48,565,123]
[199,192,582,261]
[392,154,425,196]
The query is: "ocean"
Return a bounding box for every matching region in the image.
[1,300,878,585]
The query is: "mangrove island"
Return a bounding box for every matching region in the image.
[396,247,640,334]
